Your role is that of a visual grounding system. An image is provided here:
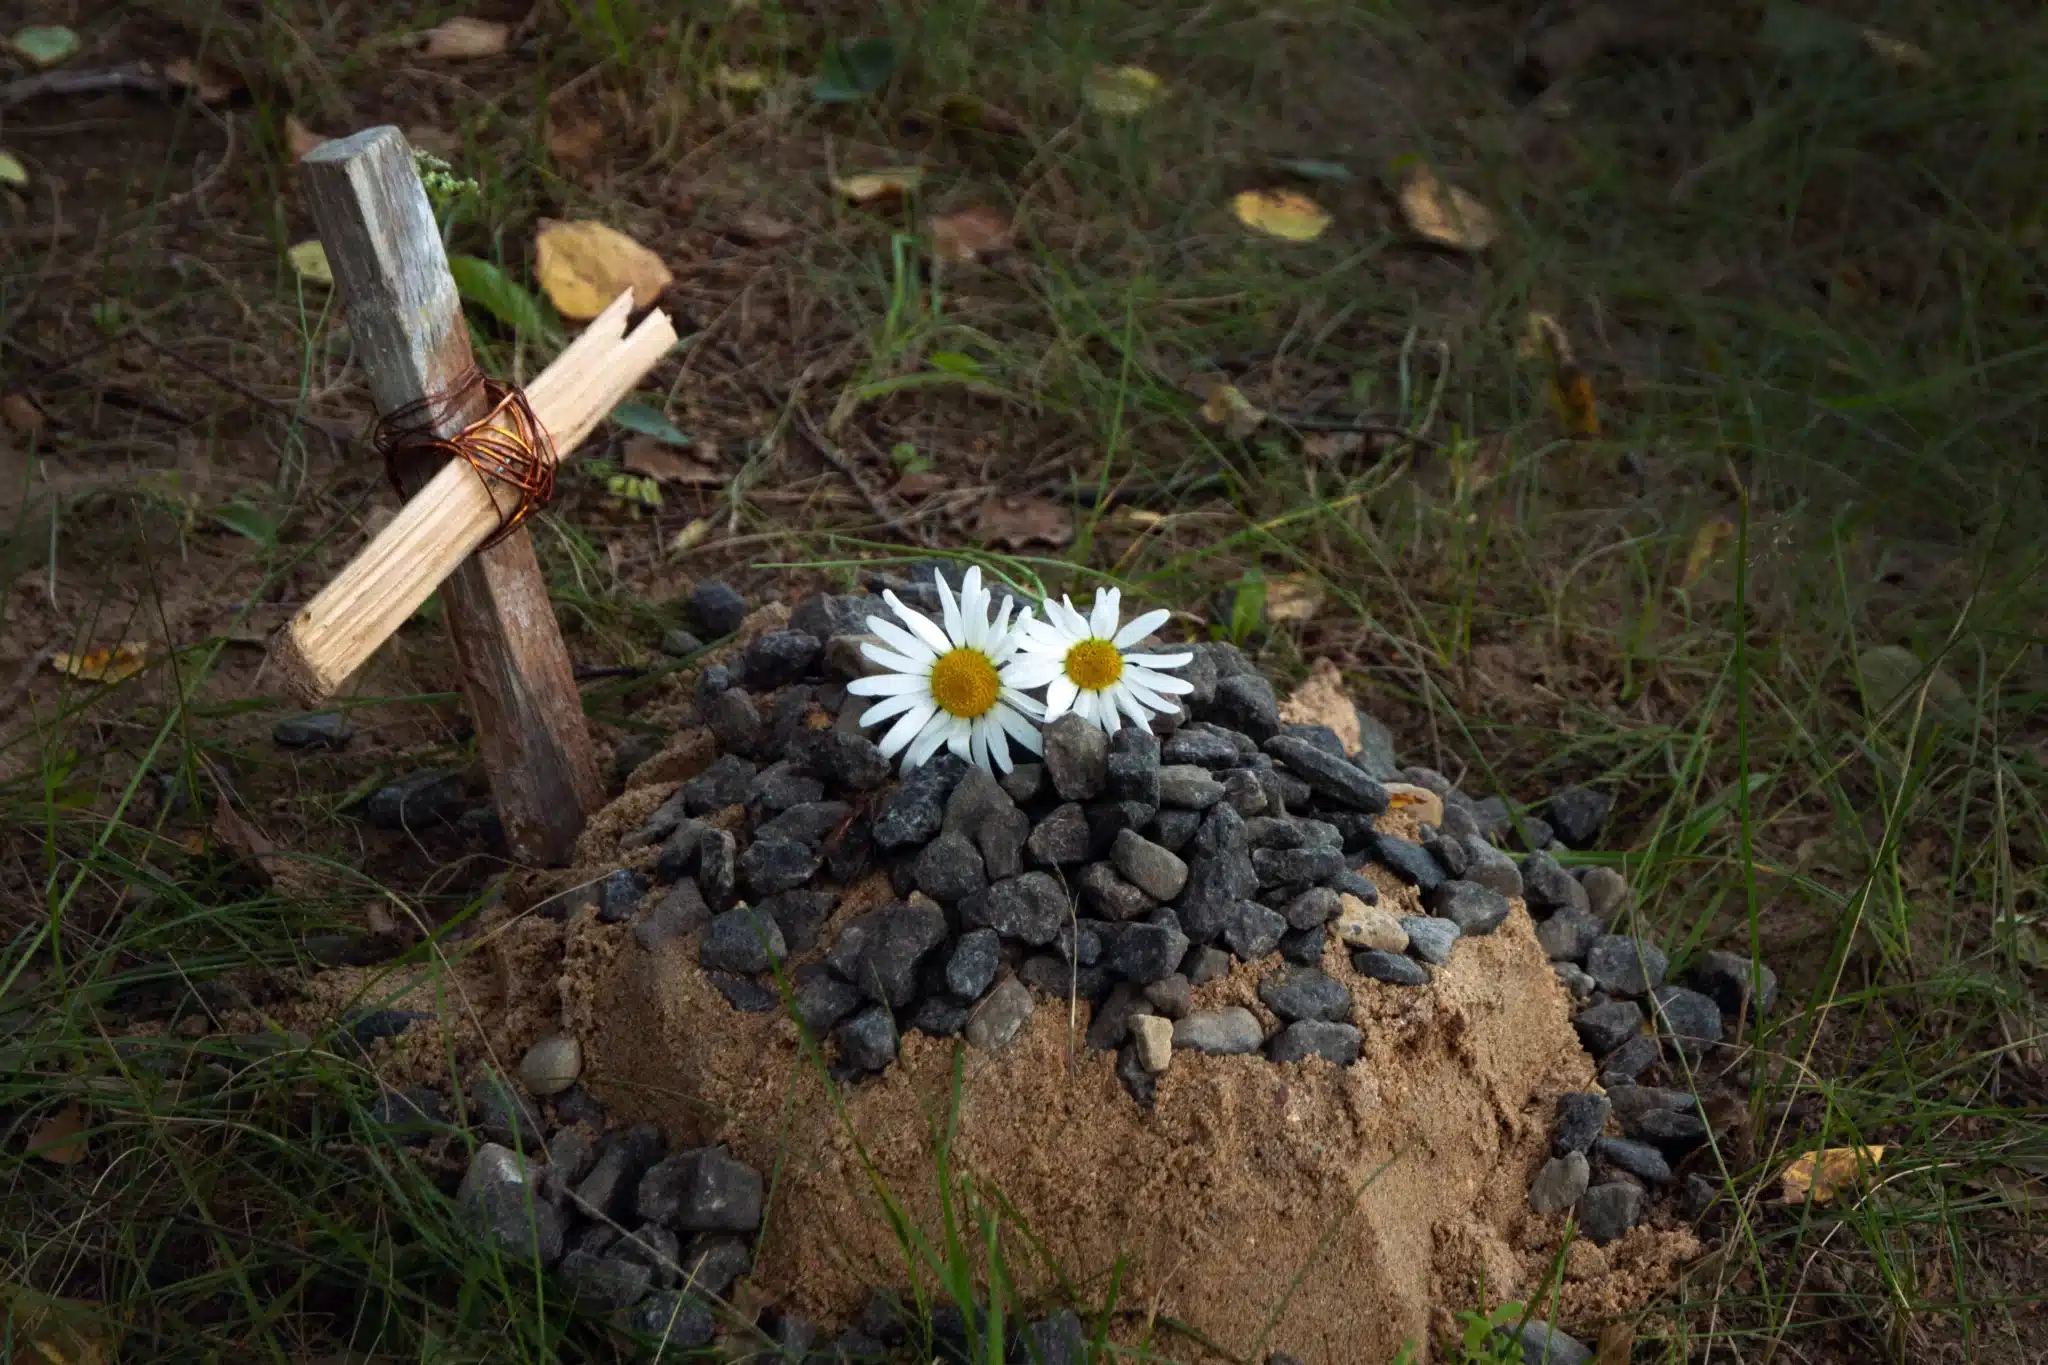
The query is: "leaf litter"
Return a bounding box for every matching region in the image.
[1231,189,1332,241]
[51,643,151,684]
[931,205,1015,263]
[534,219,673,318]
[1397,166,1499,251]
[1084,65,1164,116]
[422,16,510,60]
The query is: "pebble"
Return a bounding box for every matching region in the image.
[1428,880,1511,936]
[1398,916,1461,966]
[1279,924,1326,965]
[1585,935,1668,997]
[1151,807,1201,851]
[1423,829,1469,877]
[654,818,707,882]
[1268,1020,1362,1065]
[1220,899,1288,961]
[1112,829,1189,902]
[1630,1108,1709,1147]
[707,971,778,1012]
[1251,846,1345,888]
[793,971,863,1033]
[1461,835,1524,900]
[1327,868,1378,902]
[790,591,875,641]
[1528,1151,1590,1215]
[1281,885,1341,931]
[1552,1091,1611,1155]
[1086,983,1153,1051]
[1439,802,1483,843]
[560,1244,654,1311]
[1381,781,1445,828]
[1572,1000,1644,1055]
[658,627,706,658]
[1602,1033,1662,1082]
[705,688,764,754]
[943,928,1002,1000]
[1107,726,1162,807]
[739,835,823,899]
[1353,708,1401,780]
[517,1034,583,1097]
[1606,1084,1697,1119]
[1106,917,1192,985]
[1027,803,1094,866]
[1579,865,1632,919]
[635,880,710,950]
[800,729,893,792]
[1220,769,1269,815]
[364,769,466,829]
[1511,814,1557,851]
[872,754,967,850]
[1502,1321,1594,1365]
[1519,850,1590,915]
[686,580,748,637]
[1042,713,1110,800]
[1536,908,1602,963]
[1546,785,1612,848]
[1353,948,1430,985]
[964,977,1033,1050]
[760,888,837,955]
[1257,967,1353,1023]
[999,762,1046,804]
[545,1127,598,1195]
[977,804,1031,881]
[1157,764,1225,810]
[1128,1014,1174,1073]
[625,1292,715,1347]
[699,906,786,974]
[1262,734,1388,811]
[914,831,988,902]
[1594,1135,1673,1185]
[1680,1173,1720,1222]
[1078,861,1155,922]
[273,711,353,749]
[747,761,823,814]
[1019,953,1109,1001]
[475,1067,546,1151]
[1143,973,1192,1019]
[1244,816,1305,849]
[1684,949,1780,1023]
[682,754,757,814]
[1212,673,1281,740]
[1163,723,1246,769]
[570,1126,662,1221]
[1116,1040,1157,1106]
[675,1234,751,1297]
[1364,831,1446,893]
[1650,985,1724,1060]
[839,899,949,1006]
[636,1145,764,1232]
[1172,1006,1264,1055]
[909,994,971,1037]
[1335,897,1408,952]
[834,1005,899,1071]
[459,1143,566,1266]
[369,1087,450,1145]
[1553,963,1597,999]
[1576,1181,1646,1246]
[1183,944,1232,985]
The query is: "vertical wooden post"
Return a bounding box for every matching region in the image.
[300,127,601,866]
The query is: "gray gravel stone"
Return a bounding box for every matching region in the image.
[636,880,710,950]
[1220,768,1269,815]
[1553,1091,1611,1155]
[1553,962,1597,999]
[1573,1000,1645,1055]
[1423,829,1470,878]
[834,1005,899,1071]
[706,687,765,754]
[1520,850,1590,915]
[907,996,971,1036]
[1546,785,1612,848]
[747,761,825,814]
[593,868,649,924]
[1244,816,1305,849]
[1536,907,1602,963]
[1107,726,1162,807]
[1279,923,1327,965]
[706,971,778,1012]
[1585,935,1668,997]
[1023,1309,1088,1365]
[1502,1321,1594,1365]
[1143,973,1192,1019]
[1220,898,1289,961]
[1163,723,1246,769]
[832,900,949,1006]
[964,976,1033,1050]
[1212,673,1281,740]
[460,1143,566,1266]
[625,1290,715,1346]
[687,580,747,636]
[696,828,737,910]
[1353,708,1401,780]
[1106,916,1192,985]
[1158,764,1225,809]
[1365,831,1446,893]
[1151,807,1201,851]
[872,754,967,850]
[758,888,836,955]
[1078,860,1155,922]
[1684,949,1780,1024]
[914,831,988,902]
[700,906,786,974]
[274,711,353,749]
[1183,944,1232,985]
[793,970,864,1033]
[1631,1107,1709,1147]
[1528,1151,1590,1215]
[1606,1084,1697,1119]
[1251,845,1346,888]
[1112,829,1189,902]
[1601,1033,1662,1082]
[1281,885,1342,931]
[795,728,893,791]
[943,928,1002,999]
[654,818,707,882]
[636,1146,764,1231]
[1428,880,1511,935]
[1352,949,1429,985]
[1042,713,1109,800]
[1027,803,1093,866]
[612,1221,681,1287]
[682,754,757,814]
[1018,953,1109,1001]
[1399,916,1461,966]
[518,1034,582,1097]
[1577,1181,1646,1246]
[675,1233,751,1297]
[1262,734,1388,811]
[1594,1135,1673,1185]
[1461,835,1524,900]
[1579,865,1632,919]
[1268,1019,1362,1065]
[568,1125,662,1222]
[1086,982,1153,1051]
[475,1067,545,1151]
[1258,967,1353,1022]
[1650,985,1724,1059]
[790,591,875,642]
[1172,1006,1264,1055]
[739,835,822,899]
[365,769,465,829]
[560,1245,655,1311]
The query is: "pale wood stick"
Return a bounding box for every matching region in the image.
[285,125,626,865]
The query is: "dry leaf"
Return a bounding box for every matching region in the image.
[0,149,27,187]
[1398,166,1499,251]
[892,471,949,500]
[1862,27,1933,69]
[1592,1321,1636,1365]
[546,117,603,166]
[1200,383,1266,438]
[1303,431,1367,462]
[976,494,1073,550]
[287,239,333,286]
[423,16,510,59]
[0,1286,116,1365]
[1382,781,1446,828]
[1548,370,1600,437]
[1679,516,1736,589]
[670,518,714,554]
[832,168,923,203]
[1084,64,1164,115]
[9,25,80,69]
[622,436,721,486]
[534,218,673,319]
[931,205,1015,263]
[407,124,460,156]
[51,643,150,685]
[284,114,329,160]
[711,64,770,92]
[1518,311,1574,366]
[164,56,237,103]
[1263,573,1324,623]
[730,210,798,243]
[1277,658,1361,755]
[1779,1145,1888,1203]
[30,1103,87,1164]
[1230,188,1331,242]
[3,392,46,436]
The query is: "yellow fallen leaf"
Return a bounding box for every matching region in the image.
[30,1103,88,1164]
[1517,311,1574,366]
[1779,1144,1887,1203]
[534,218,674,319]
[930,205,1015,263]
[1231,188,1331,242]
[622,437,721,486]
[0,1286,117,1365]
[164,56,236,103]
[976,494,1073,550]
[284,115,328,160]
[1548,370,1600,438]
[0,150,28,187]
[545,116,603,166]
[1084,64,1164,115]
[1398,166,1499,251]
[1263,573,1324,623]
[711,64,770,92]
[1200,383,1266,438]
[3,392,45,436]
[9,25,80,69]
[1382,782,1445,828]
[423,16,510,59]
[51,643,151,685]
[287,240,333,286]
[1679,516,1736,589]
[1862,27,1933,70]
[832,168,923,203]
[670,518,714,554]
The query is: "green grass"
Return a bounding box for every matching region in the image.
[5,0,2046,1360]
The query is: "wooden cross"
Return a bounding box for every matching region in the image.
[278,127,676,865]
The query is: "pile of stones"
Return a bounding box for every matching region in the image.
[590,574,1637,1103]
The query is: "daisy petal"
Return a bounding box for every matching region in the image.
[1043,675,1079,720]
[876,606,946,661]
[1000,686,1046,720]
[984,716,1013,772]
[907,720,953,769]
[1124,664,1195,695]
[878,703,935,759]
[936,573,963,644]
[889,591,955,656]
[1115,684,1153,729]
[859,692,928,727]
[995,702,1044,754]
[847,671,929,697]
[1090,587,1121,638]
[1113,607,1171,649]
[856,644,929,677]
[1003,656,1065,689]
[1125,650,1193,670]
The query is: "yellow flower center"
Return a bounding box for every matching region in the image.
[1063,638,1124,691]
[928,648,1000,719]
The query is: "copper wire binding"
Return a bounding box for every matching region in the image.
[371,366,558,550]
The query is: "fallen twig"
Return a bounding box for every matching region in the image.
[0,61,177,107]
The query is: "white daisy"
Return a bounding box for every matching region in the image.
[845,567,1046,773]
[1008,586,1194,734]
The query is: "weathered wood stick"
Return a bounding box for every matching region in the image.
[285,125,659,865]
[273,290,675,705]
